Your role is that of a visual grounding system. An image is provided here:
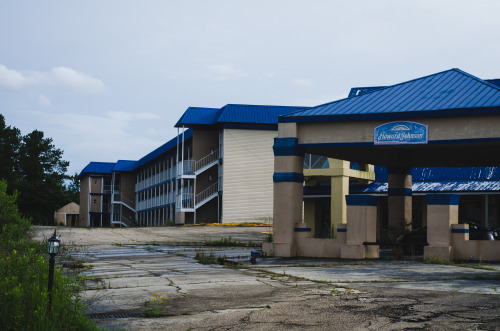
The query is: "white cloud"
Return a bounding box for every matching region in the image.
[0,64,105,94]
[292,78,313,88]
[17,110,166,175]
[0,64,46,89]
[51,67,105,94]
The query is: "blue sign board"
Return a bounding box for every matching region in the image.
[374,121,428,145]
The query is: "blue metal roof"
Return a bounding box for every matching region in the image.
[486,79,500,88]
[112,160,137,172]
[348,166,500,194]
[176,104,306,127]
[175,107,221,127]
[281,68,500,123]
[352,180,500,194]
[374,166,500,182]
[79,162,116,179]
[347,86,386,98]
[134,129,192,170]
[216,104,306,124]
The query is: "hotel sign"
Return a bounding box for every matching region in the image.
[374,121,428,145]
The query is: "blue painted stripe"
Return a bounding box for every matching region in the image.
[299,142,373,148]
[137,203,176,212]
[273,172,304,183]
[294,227,311,232]
[273,137,303,156]
[346,195,378,206]
[337,228,347,232]
[452,228,470,233]
[428,137,500,145]
[426,194,460,205]
[388,188,413,197]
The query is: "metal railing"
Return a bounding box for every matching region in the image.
[195,182,218,206]
[135,166,177,191]
[194,149,219,173]
[176,193,193,210]
[115,194,135,208]
[177,160,194,176]
[304,153,328,169]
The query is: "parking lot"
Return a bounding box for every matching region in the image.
[33,226,500,330]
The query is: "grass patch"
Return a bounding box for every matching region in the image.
[424,256,496,270]
[204,236,260,247]
[194,251,218,264]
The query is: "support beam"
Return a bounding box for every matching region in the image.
[387,167,412,241]
[424,194,459,260]
[270,126,304,257]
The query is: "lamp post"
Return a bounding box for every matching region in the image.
[47,230,61,312]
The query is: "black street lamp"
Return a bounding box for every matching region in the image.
[47,230,61,312]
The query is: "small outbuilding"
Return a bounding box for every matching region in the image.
[54,202,80,226]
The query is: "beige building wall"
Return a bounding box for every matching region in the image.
[298,115,500,145]
[222,128,276,223]
[79,177,90,227]
[54,202,80,226]
[120,173,136,203]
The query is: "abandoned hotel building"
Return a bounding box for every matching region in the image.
[79,68,500,261]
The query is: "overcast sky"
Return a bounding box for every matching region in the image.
[1,0,499,175]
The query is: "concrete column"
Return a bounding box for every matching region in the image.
[387,167,412,241]
[175,211,186,225]
[341,195,379,259]
[424,194,459,260]
[329,158,349,238]
[270,123,304,257]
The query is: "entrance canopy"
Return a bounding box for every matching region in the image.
[280,69,500,167]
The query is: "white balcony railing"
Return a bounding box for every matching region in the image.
[177,160,194,176]
[195,182,218,206]
[176,193,193,210]
[194,149,219,173]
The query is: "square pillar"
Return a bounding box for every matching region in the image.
[329,159,349,238]
[423,194,459,260]
[387,167,412,241]
[269,133,304,257]
[341,195,379,259]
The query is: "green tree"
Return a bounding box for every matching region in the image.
[0,114,76,224]
[0,180,31,256]
[0,114,21,187]
[65,172,80,204]
[16,130,70,224]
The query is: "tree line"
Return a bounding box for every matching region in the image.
[0,114,79,225]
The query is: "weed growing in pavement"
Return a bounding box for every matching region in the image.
[194,251,218,264]
[453,274,500,281]
[144,292,169,317]
[204,236,259,247]
[424,256,454,265]
[424,256,496,270]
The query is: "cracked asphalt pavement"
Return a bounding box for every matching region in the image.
[32,226,500,330]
